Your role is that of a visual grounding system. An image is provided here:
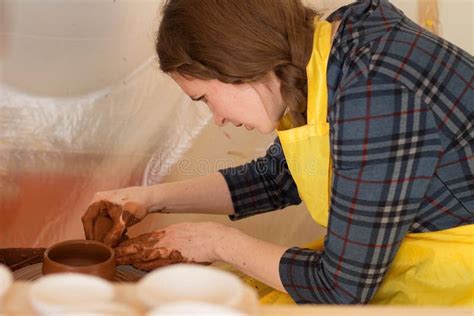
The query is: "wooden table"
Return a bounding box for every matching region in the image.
[2,282,472,316]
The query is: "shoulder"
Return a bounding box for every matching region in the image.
[334,0,471,93]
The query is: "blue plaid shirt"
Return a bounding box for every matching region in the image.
[219,0,473,304]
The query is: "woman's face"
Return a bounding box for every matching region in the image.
[171,72,284,134]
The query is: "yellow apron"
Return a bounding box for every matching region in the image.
[244,19,474,306]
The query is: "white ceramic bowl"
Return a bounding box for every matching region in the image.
[147,301,246,316]
[137,264,246,309]
[0,264,13,301]
[28,273,115,315]
[57,302,139,316]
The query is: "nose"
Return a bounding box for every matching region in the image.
[214,115,227,127]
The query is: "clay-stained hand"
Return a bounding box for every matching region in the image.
[81,186,158,247]
[114,222,230,271]
[114,231,186,271]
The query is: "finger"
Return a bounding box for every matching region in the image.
[115,237,165,258]
[199,261,212,266]
[116,248,170,265]
[116,232,151,248]
[118,229,129,244]
[132,257,182,271]
[103,203,127,247]
[122,201,146,225]
[168,249,185,261]
[114,243,143,257]
[132,261,158,272]
[117,230,165,247]
[81,201,104,240]
[116,232,153,247]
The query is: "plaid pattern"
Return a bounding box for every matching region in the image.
[219,137,301,220]
[219,0,473,304]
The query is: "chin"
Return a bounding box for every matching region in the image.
[257,125,276,134]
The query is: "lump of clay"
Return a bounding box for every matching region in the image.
[94,215,129,244]
[94,216,114,243]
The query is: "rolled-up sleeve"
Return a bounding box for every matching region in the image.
[219,137,302,220]
[279,79,441,303]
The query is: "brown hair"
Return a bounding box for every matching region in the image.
[156,0,319,127]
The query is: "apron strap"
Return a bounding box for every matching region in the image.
[306,19,332,134]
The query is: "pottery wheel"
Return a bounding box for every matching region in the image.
[13,263,146,282]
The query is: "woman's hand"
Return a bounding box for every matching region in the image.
[81,186,162,247]
[114,222,230,271]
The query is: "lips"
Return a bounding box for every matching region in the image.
[231,122,253,130]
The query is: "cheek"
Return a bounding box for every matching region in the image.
[206,100,228,118]
[208,93,239,117]
[208,84,263,121]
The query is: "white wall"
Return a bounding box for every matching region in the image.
[438,0,474,53]
[393,0,473,54]
[0,0,160,97]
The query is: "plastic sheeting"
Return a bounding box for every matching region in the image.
[0,0,328,250]
[0,58,211,247]
[0,0,213,247]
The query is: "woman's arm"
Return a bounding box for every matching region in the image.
[83,138,301,245]
[82,172,234,245]
[216,226,288,292]
[150,172,235,215]
[114,221,288,292]
[218,137,301,220]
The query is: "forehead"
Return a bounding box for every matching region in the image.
[171,72,230,99]
[171,72,206,91]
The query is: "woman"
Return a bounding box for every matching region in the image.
[81,0,473,305]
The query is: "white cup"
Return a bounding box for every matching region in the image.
[137,264,246,310]
[58,302,139,316]
[147,301,246,316]
[28,273,115,315]
[0,265,13,310]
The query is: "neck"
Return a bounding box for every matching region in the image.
[272,19,342,130]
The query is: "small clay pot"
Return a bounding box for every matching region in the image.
[42,240,115,281]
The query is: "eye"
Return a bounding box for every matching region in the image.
[191,94,207,103]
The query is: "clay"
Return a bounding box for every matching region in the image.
[42,240,115,280]
[131,250,186,272]
[90,207,130,244]
[114,231,200,272]
[117,231,165,248]
[94,215,114,243]
[84,200,146,247]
